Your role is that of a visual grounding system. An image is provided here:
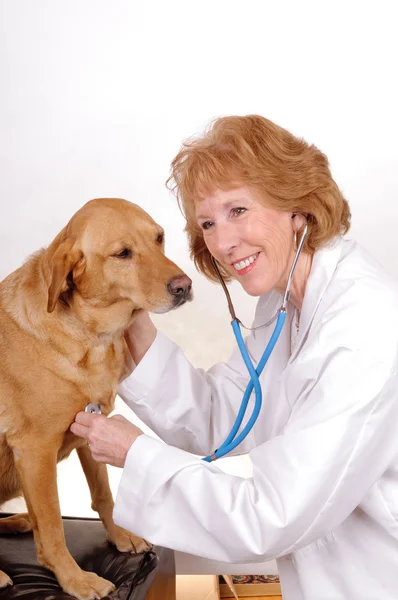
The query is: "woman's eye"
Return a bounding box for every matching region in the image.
[231,207,247,217]
[201,221,214,231]
[114,248,131,259]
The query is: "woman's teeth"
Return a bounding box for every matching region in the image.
[233,252,259,271]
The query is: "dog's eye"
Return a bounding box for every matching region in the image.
[156,233,164,244]
[114,248,131,259]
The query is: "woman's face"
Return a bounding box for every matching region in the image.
[195,186,296,297]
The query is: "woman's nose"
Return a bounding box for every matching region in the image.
[211,223,239,256]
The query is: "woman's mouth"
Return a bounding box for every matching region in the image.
[232,252,260,275]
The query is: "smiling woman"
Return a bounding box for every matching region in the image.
[192,186,311,305]
[70,115,398,600]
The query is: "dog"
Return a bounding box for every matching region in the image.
[0,198,192,599]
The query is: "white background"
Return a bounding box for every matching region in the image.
[1,0,397,573]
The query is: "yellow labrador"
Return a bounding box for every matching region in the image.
[0,198,192,599]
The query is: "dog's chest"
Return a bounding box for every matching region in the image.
[74,340,126,412]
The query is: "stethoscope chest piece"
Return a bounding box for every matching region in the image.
[85,403,102,415]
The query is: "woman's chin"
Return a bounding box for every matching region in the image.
[240,280,268,297]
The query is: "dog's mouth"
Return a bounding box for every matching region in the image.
[172,295,192,309]
[150,294,193,314]
[131,283,193,316]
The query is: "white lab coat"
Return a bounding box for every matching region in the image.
[114,237,398,600]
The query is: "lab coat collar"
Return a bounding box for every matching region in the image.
[290,237,344,360]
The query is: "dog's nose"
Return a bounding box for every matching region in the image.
[167,274,192,301]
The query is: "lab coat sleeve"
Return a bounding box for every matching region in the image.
[117,328,264,456]
[114,335,398,563]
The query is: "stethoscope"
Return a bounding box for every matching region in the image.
[202,221,308,462]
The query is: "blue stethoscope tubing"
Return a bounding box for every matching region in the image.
[203,221,308,462]
[203,311,286,462]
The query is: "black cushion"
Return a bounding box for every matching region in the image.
[0,515,160,599]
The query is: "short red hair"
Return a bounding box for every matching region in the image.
[167,115,351,282]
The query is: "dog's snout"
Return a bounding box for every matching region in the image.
[167,275,192,301]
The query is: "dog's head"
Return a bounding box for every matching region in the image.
[46,198,192,333]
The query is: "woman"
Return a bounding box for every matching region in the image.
[71,115,398,600]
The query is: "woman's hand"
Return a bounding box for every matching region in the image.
[125,311,157,365]
[70,413,144,467]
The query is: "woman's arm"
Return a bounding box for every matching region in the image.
[118,295,281,456]
[124,311,157,365]
[114,336,398,562]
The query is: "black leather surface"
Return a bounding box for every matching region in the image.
[0,515,158,600]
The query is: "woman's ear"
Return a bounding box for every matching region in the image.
[291,213,306,233]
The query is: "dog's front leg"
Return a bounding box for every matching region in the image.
[12,438,115,600]
[77,444,150,553]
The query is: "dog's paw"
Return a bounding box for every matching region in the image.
[0,513,32,534]
[0,570,13,589]
[60,571,115,600]
[107,524,152,553]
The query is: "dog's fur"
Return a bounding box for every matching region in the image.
[0,198,192,599]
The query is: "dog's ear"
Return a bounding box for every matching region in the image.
[47,237,85,313]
